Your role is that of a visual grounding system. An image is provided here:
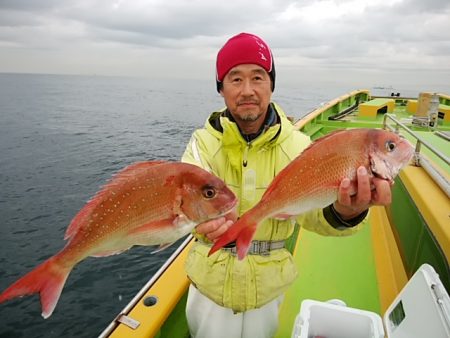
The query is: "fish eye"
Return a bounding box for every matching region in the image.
[386,140,396,152]
[202,185,216,199]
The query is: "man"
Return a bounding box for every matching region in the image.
[181,32,392,338]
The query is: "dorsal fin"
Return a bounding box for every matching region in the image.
[64,161,168,240]
[262,130,348,197]
[300,129,350,154]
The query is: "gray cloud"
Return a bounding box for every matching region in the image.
[0,0,448,90]
[0,0,61,11]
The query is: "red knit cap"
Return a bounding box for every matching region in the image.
[216,33,275,92]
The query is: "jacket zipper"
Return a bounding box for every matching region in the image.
[243,142,250,167]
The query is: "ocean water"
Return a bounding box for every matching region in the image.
[0,73,340,338]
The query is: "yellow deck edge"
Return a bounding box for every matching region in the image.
[109,239,194,338]
[370,206,408,314]
[399,166,450,262]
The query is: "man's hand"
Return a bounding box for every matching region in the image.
[195,208,238,242]
[333,166,393,220]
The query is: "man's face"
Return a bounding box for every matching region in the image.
[220,64,272,129]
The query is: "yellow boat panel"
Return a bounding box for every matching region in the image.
[370,206,408,314]
[108,239,194,338]
[406,100,417,114]
[359,98,395,119]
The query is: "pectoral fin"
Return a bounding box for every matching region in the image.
[91,249,129,257]
[128,219,174,235]
[151,242,175,254]
[173,213,190,226]
[272,213,293,220]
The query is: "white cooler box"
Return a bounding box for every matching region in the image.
[291,264,450,338]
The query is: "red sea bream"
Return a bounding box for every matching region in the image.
[0,161,237,318]
[209,129,414,260]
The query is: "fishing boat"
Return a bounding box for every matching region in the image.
[99,90,450,337]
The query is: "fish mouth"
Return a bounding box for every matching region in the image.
[197,198,238,223]
[221,198,238,216]
[372,171,394,184]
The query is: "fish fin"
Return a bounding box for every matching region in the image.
[0,256,72,319]
[262,130,351,199]
[151,242,175,254]
[236,225,258,260]
[208,214,258,260]
[128,218,174,235]
[64,161,169,241]
[172,193,183,215]
[301,129,349,153]
[91,249,128,257]
[272,213,292,220]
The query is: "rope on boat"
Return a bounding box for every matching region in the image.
[328,101,359,120]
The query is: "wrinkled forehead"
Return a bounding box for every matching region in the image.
[225,64,268,78]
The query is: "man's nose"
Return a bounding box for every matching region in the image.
[241,79,255,95]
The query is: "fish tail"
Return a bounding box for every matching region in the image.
[208,214,258,260]
[235,222,258,260]
[0,255,72,319]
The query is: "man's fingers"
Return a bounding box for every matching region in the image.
[196,217,225,235]
[334,167,394,220]
[224,208,238,222]
[338,178,352,206]
[207,220,234,241]
[195,217,235,241]
[355,166,372,206]
[372,178,392,205]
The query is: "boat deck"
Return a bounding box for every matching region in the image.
[278,90,450,337]
[276,217,382,337]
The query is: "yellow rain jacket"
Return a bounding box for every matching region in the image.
[182,103,363,312]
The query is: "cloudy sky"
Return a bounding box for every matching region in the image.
[0,0,449,90]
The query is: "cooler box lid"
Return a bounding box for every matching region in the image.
[292,264,450,338]
[383,263,450,338]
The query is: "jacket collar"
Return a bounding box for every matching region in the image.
[204,102,294,170]
[222,104,278,143]
[206,102,292,148]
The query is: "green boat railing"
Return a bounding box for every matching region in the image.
[383,113,450,198]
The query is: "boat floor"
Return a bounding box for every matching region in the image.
[275,217,381,337]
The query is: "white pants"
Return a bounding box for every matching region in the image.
[186,285,282,338]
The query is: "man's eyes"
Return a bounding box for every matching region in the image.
[231,76,263,82]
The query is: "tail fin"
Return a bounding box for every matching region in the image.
[208,214,258,260]
[0,256,72,318]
